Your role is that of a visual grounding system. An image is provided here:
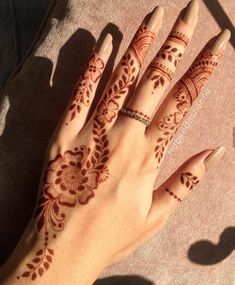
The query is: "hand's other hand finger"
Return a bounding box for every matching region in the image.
[123,0,199,127]
[146,29,230,167]
[146,147,225,230]
[55,34,113,143]
[91,6,163,129]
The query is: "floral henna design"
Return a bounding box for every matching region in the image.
[68,54,105,122]
[148,31,189,90]
[165,188,182,202]
[155,47,223,165]
[19,134,110,280]
[180,172,199,190]
[96,25,155,124]
[96,52,136,124]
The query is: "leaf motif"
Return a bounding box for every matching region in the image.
[186,181,190,188]
[32,258,41,263]
[26,263,35,269]
[43,262,49,270]
[38,267,44,276]
[160,77,164,86]
[164,45,171,50]
[154,81,159,89]
[168,55,172,62]
[36,250,43,256]
[180,175,184,184]
[46,255,52,263]
[48,248,54,255]
[32,272,37,281]
[171,48,177,52]
[22,272,30,277]
[161,53,166,59]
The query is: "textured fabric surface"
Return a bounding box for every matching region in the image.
[0,0,51,90]
[0,0,234,284]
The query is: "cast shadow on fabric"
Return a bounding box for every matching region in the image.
[188,227,235,265]
[0,22,122,267]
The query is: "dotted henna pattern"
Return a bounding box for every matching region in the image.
[130,26,156,66]
[155,46,224,165]
[149,30,188,90]
[165,188,182,202]
[95,24,156,124]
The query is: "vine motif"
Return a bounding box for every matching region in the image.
[95,52,136,124]
[68,54,105,122]
[19,135,109,280]
[180,172,199,190]
[154,47,223,165]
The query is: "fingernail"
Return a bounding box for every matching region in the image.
[147,6,164,32]
[204,146,225,170]
[211,29,231,53]
[182,0,199,25]
[98,33,113,55]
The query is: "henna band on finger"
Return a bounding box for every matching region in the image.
[120,107,151,126]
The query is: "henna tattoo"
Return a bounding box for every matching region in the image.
[168,30,189,48]
[180,172,199,190]
[68,54,105,122]
[96,52,136,124]
[165,188,182,202]
[19,131,109,280]
[155,47,223,164]
[130,26,156,66]
[149,31,188,90]
[96,24,155,124]
[149,61,173,89]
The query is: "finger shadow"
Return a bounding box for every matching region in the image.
[0,27,95,265]
[188,227,235,265]
[94,275,154,285]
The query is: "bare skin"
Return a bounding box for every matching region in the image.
[0,1,230,284]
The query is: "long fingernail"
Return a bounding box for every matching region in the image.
[98,33,113,56]
[147,6,164,33]
[182,0,199,25]
[204,146,225,170]
[211,29,231,53]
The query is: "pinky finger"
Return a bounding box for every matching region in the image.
[146,146,225,228]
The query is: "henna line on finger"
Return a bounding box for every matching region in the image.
[165,188,182,202]
[154,47,223,165]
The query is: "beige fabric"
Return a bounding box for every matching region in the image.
[0,0,234,284]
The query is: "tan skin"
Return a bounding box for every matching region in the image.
[0,0,230,284]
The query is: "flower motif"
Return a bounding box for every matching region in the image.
[96,99,119,124]
[85,55,104,83]
[44,148,99,206]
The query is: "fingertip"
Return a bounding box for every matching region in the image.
[98,33,113,57]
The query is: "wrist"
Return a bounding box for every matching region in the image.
[1,220,106,285]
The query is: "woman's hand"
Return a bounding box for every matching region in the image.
[1,0,230,284]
